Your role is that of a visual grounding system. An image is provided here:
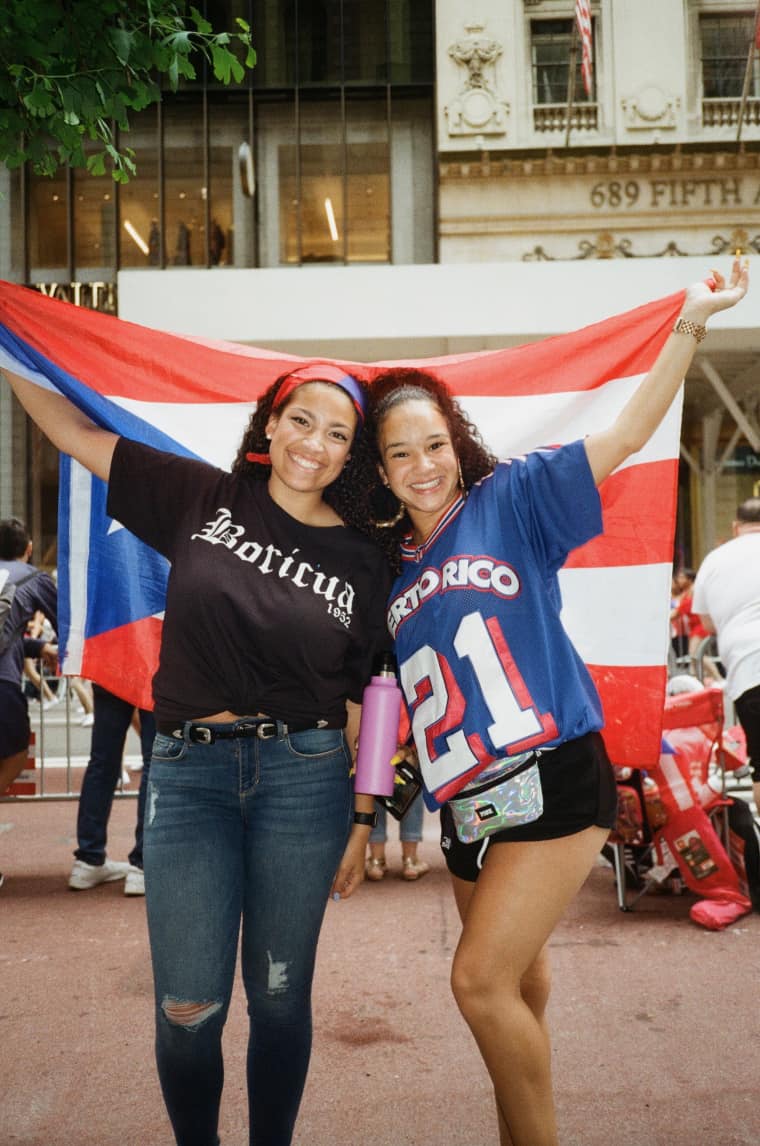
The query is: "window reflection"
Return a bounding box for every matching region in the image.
[73,154,116,275]
[19,0,433,277]
[531,19,595,104]
[282,100,344,263]
[208,95,255,266]
[343,0,387,84]
[276,98,391,265]
[347,99,389,262]
[29,170,68,276]
[119,108,161,268]
[164,99,206,266]
[701,15,758,99]
[0,167,24,282]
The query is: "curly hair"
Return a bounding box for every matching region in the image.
[365,367,497,554]
[231,369,400,569]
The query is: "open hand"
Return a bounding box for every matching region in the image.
[682,256,749,324]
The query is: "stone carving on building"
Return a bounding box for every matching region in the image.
[621,85,679,131]
[521,232,760,262]
[445,21,509,137]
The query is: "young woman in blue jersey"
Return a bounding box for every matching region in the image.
[1,360,393,1146]
[369,260,748,1146]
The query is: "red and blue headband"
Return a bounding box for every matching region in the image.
[246,364,365,466]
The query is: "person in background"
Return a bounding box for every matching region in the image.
[693,497,760,813]
[365,792,429,882]
[68,683,156,896]
[0,518,58,890]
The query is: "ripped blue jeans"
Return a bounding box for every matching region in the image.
[143,723,352,1146]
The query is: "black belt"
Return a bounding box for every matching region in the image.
[157,717,338,744]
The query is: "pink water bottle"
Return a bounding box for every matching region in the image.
[354,652,403,797]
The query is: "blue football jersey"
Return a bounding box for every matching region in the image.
[388,440,604,804]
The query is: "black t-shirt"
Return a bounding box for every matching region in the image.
[107,438,392,725]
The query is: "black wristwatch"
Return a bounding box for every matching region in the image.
[353,810,378,828]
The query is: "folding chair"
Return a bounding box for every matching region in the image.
[608,685,727,911]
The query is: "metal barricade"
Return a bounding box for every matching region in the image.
[0,675,140,803]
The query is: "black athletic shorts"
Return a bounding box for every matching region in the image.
[0,681,31,760]
[440,731,618,882]
[734,684,760,780]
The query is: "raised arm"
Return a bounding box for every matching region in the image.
[585,258,749,486]
[1,368,117,482]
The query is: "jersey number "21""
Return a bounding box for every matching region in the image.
[399,610,557,792]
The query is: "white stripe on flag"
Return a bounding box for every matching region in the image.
[63,460,92,675]
[559,562,672,667]
[114,398,258,469]
[0,346,59,391]
[462,377,683,467]
[112,379,682,474]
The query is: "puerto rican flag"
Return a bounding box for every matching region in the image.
[575,0,593,98]
[0,279,685,768]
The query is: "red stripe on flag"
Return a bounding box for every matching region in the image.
[567,459,679,568]
[0,284,292,403]
[402,291,685,398]
[0,281,685,403]
[590,663,667,767]
[80,616,162,710]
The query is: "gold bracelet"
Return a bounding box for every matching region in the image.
[673,316,707,343]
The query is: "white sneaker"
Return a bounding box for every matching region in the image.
[68,858,131,890]
[79,712,94,727]
[124,867,145,897]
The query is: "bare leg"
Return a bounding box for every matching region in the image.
[452,874,551,1146]
[450,826,608,1146]
[70,678,93,713]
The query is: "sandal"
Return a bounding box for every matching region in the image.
[401,856,430,881]
[365,857,387,882]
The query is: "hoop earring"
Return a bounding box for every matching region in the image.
[372,499,406,529]
[457,458,465,490]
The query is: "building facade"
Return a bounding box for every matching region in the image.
[2,0,759,565]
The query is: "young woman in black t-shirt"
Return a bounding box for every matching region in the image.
[3,360,393,1146]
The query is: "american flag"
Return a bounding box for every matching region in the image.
[0,279,685,769]
[576,0,593,98]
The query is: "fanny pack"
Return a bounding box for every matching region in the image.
[448,752,544,844]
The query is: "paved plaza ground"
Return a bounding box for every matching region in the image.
[2,786,759,1146]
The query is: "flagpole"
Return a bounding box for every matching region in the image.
[565,20,579,148]
[736,0,760,145]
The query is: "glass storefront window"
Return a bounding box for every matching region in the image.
[208,94,255,266]
[163,99,207,266]
[28,170,69,278]
[347,98,390,262]
[258,92,429,267]
[254,0,433,88]
[21,0,433,277]
[343,0,387,84]
[279,99,344,263]
[388,0,434,85]
[0,167,25,283]
[73,153,116,277]
[119,108,161,268]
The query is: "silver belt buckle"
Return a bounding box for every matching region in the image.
[256,721,277,740]
[194,726,214,744]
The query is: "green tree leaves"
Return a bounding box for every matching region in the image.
[0,1,256,181]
